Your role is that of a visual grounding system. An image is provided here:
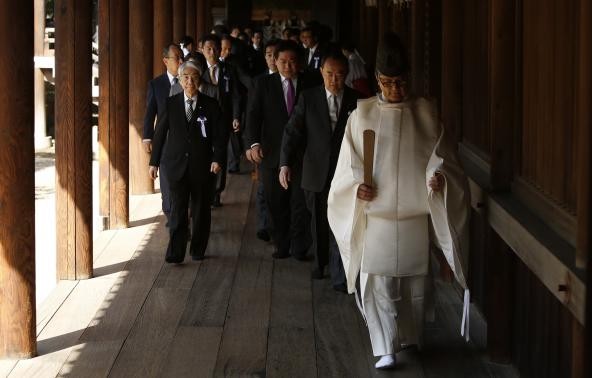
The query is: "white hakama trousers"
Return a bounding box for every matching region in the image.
[360,272,426,356]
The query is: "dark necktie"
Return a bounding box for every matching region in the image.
[186,99,194,122]
[329,94,338,131]
[170,77,179,96]
[286,79,295,115]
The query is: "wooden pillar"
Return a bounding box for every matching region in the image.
[172,0,186,43]
[377,0,389,38]
[99,0,130,229]
[34,0,51,150]
[129,0,154,195]
[55,0,94,279]
[578,0,592,375]
[575,0,591,269]
[204,0,213,34]
[485,230,513,362]
[154,0,173,77]
[196,0,206,40]
[411,0,426,96]
[0,0,36,359]
[186,0,197,38]
[489,0,516,191]
[441,0,462,141]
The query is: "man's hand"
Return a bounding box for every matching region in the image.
[143,140,152,153]
[232,119,241,133]
[211,162,222,174]
[357,183,377,201]
[149,166,158,180]
[279,166,291,190]
[245,148,254,163]
[250,145,264,164]
[428,171,444,192]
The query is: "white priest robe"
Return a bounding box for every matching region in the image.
[327,96,471,353]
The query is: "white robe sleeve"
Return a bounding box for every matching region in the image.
[426,125,472,340]
[328,110,366,294]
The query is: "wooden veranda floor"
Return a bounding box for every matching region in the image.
[1,166,518,378]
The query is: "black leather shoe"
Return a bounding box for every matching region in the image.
[333,283,347,293]
[272,250,290,259]
[165,257,184,264]
[191,255,205,261]
[212,194,222,208]
[292,253,310,261]
[256,230,270,242]
[311,268,325,280]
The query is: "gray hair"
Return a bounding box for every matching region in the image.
[178,61,203,77]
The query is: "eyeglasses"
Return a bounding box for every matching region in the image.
[376,76,407,88]
[165,56,182,61]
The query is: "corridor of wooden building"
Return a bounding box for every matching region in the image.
[0,0,590,377]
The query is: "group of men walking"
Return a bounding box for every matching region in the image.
[144,24,471,371]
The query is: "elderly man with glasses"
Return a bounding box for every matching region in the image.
[327,33,471,370]
[149,61,226,264]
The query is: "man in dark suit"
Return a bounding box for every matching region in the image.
[279,52,360,290]
[149,61,226,263]
[143,44,184,219]
[245,40,316,259]
[199,34,241,207]
[300,26,324,71]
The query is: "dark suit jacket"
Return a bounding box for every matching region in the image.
[280,85,360,192]
[305,45,324,70]
[143,73,179,140]
[150,92,227,182]
[200,60,242,122]
[245,72,317,169]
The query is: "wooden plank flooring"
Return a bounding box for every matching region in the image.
[4,167,518,378]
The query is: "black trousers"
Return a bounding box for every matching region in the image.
[228,130,243,172]
[159,162,171,217]
[256,178,270,233]
[166,165,213,262]
[305,188,346,286]
[260,165,310,256]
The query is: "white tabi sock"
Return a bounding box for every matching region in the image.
[375,354,396,369]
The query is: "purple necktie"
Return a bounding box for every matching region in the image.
[286,79,295,115]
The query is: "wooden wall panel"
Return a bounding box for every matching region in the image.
[512,258,573,378]
[521,0,577,213]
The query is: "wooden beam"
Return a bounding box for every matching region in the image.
[172,0,186,43]
[99,0,130,229]
[154,0,173,77]
[186,0,197,38]
[129,0,154,195]
[468,179,586,325]
[0,0,36,359]
[55,0,94,279]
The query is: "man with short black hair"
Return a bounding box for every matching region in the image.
[143,43,184,220]
[200,34,242,206]
[245,40,316,259]
[300,26,324,70]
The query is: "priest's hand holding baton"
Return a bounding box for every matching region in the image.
[358,130,377,201]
